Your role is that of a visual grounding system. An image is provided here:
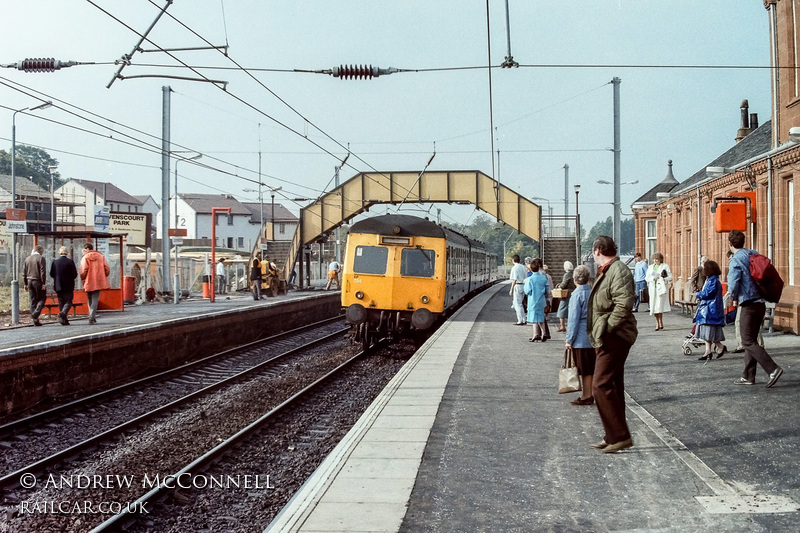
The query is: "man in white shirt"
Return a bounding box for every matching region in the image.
[325,258,341,290]
[509,254,527,325]
[216,258,227,294]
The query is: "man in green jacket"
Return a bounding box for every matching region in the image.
[587,235,638,453]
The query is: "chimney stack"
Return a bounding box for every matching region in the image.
[736,99,753,142]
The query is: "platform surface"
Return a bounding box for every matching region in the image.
[269,282,800,532]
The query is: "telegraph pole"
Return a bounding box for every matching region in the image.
[612,77,621,246]
[161,86,171,293]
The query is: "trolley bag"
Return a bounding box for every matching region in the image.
[639,286,649,304]
[558,348,581,394]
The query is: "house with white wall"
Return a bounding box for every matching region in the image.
[56,179,142,229]
[241,201,298,247]
[157,193,253,251]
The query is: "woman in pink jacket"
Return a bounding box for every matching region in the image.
[80,242,110,324]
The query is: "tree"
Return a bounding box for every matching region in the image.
[581,216,635,256]
[0,145,63,191]
[442,213,538,265]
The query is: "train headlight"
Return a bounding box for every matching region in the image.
[420,295,430,304]
[355,291,364,300]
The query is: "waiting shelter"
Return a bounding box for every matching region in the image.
[30,231,128,315]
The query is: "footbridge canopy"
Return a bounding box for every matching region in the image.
[257,170,541,280]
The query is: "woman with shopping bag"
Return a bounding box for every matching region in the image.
[564,265,596,405]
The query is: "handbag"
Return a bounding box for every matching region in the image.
[639,286,649,304]
[558,348,582,394]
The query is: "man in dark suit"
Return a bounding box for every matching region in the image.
[50,246,78,325]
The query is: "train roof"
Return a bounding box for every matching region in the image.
[349,214,486,251]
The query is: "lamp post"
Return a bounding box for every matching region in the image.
[173,153,202,304]
[574,184,581,264]
[10,100,53,324]
[269,186,282,241]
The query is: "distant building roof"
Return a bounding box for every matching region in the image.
[67,179,143,205]
[0,173,49,198]
[633,120,772,205]
[180,193,251,215]
[241,202,298,223]
[133,194,159,207]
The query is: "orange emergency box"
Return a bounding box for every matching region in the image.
[714,202,747,232]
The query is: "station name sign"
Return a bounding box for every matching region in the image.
[109,212,151,247]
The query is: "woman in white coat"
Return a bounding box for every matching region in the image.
[645,252,672,331]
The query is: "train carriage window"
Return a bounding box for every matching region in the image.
[401,248,436,277]
[353,246,389,275]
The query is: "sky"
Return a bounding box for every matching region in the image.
[0,1,773,234]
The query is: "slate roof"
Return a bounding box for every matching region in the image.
[241,202,298,223]
[68,179,143,205]
[180,193,251,215]
[0,174,49,198]
[633,120,772,204]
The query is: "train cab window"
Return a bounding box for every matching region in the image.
[353,246,389,275]
[401,248,435,277]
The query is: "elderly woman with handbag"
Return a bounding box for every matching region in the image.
[645,252,672,331]
[556,261,575,332]
[565,264,595,405]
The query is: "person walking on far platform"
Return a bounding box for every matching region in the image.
[216,258,227,295]
[250,255,263,300]
[50,246,78,325]
[23,244,47,326]
[80,242,110,325]
[725,230,783,387]
[587,235,638,454]
[632,252,647,312]
[556,261,575,332]
[565,264,595,405]
[509,254,527,326]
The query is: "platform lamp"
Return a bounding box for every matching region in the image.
[574,184,581,264]
[10,100,53,324]
[48,165,58,231]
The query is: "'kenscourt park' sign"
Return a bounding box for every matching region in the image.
[109,212,151,247]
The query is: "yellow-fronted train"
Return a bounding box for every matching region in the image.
[342,214,497,346]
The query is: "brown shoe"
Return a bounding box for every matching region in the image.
[602,438,633,454]
[570,396,594,406]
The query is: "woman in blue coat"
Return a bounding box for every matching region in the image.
[564,265,595,405]
[524,258,550,342]
[695,260,727,361]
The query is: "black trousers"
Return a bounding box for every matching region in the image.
[56,290,74,316]
[739,302,778,381]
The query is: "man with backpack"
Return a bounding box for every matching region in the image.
[724,230,783,387]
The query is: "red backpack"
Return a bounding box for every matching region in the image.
[749,253,784,303]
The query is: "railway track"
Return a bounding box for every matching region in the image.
[0,321,412,533]
[0,319,347,492]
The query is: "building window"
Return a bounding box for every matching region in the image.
[645,219,657,262]
[227,214,234,226]
[237,237,244,248]
[279,223,286,234]
[227,237,233,248]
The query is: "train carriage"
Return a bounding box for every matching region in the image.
[342,214,496,345]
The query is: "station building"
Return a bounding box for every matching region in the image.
[632,1,800,333]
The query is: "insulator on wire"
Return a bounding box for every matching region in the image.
[331,64,397,80]
[14,58,77,72]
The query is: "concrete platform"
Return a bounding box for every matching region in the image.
[269,283,800,532]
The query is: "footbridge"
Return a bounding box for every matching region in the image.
[253,170,542,285]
